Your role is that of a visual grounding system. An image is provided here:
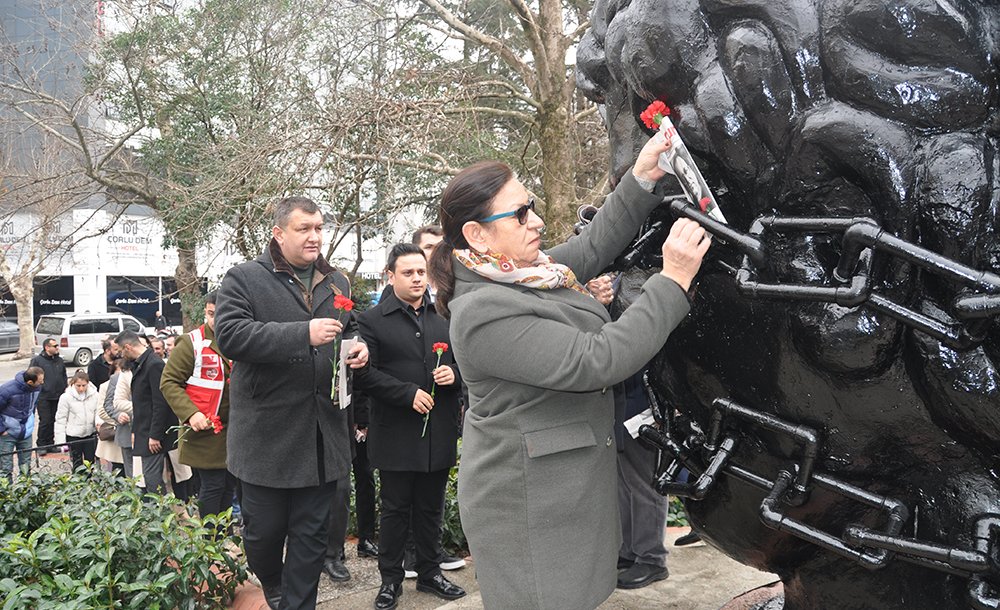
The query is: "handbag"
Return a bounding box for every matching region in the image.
[97,422,117,441]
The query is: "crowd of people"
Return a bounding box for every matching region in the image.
[0,131,710,610]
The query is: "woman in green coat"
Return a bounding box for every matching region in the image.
[428,134,710,609]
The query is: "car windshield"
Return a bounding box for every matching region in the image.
[35,317,64,336]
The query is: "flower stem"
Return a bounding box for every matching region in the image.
[421,352,444,438]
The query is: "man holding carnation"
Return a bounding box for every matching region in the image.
[354,243,466,610]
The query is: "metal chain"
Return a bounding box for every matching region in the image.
[637,395,1000,608]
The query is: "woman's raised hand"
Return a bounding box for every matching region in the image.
[660,218,710,291]
[632,132,673,184]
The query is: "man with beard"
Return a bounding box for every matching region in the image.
[354,243,466,610]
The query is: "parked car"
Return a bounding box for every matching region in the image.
[0,318,18,354]
[34,312,148,366]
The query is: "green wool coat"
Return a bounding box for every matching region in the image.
[161,325,230,470]
[450,172,692,610]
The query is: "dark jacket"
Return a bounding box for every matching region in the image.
[29,351,67,401]
[354,289,461,472]
[216,238,355,488]
[0,372,40,440]
[160,324,230,470]
[130,348,177,457]
[87,355,113,390]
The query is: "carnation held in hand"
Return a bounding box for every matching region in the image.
[422,342,449,438]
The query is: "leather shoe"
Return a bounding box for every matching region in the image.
[323,557,351,582]
[617,562,669,589]
[415,573,466,600]
[373,582,402,610]
[261,582,282,610]
[617,556,634,570]
[675,530,702,546]
[357,538,379,558]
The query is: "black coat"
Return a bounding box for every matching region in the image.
[216,239,355,488]
[130,348,178,457]
[29,351,67,401]
[354,289,461,473]
[87,356,113,390]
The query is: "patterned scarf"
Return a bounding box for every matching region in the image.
[454,248,591,296]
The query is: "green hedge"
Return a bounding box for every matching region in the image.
[0,469,246,609]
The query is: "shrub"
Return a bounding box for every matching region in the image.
[0,468,246,609]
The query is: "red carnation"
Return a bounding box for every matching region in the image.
[334,295,354,311]
[640,100,671,130]
[208,414,223,435]
[423,342,451,437]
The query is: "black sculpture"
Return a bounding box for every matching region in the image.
[578,1,1000,608]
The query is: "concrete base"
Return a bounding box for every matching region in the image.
[315,529,777,610]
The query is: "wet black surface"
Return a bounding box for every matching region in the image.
[580,1,1000,608]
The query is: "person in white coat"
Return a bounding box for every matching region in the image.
[55,370,99,474]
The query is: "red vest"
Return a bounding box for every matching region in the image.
[185,325,226,417]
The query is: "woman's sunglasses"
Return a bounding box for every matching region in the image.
[479,198,536,225]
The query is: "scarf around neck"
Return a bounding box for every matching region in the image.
[454,248,591,296]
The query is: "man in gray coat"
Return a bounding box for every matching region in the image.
[216,196,369,610]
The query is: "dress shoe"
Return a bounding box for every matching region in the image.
[261,582,282,610]
[439,552,466,570]
[415,573,467,600]
[357,538,379,558]
[618,556,634,570]
[373,582,402,610]
[617,562,669,589]
[675,530,702,546]
[323,557,351,582]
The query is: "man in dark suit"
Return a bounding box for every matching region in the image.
[114,330,177,495]
[216,196,369,610]
[354,243,466,610]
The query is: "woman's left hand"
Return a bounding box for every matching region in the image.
[632,132,673,184]
[432,365,456,386]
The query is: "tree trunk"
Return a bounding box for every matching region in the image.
[174,244,201,332]
[11,276,36,359]
[537,103,576,239]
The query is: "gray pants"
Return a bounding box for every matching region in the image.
[120,447,134,479]
[617,432,669,567]
[141,451,167,495]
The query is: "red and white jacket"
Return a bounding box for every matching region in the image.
[185,325,226,418]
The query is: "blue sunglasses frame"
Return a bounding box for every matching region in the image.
[479,198,536,224]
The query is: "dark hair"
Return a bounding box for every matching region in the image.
[412,225,443,245]
[273,196,321,228]
[387,243,425,272]
[114,330,142,347]
[42,338,57,348]
[205,290,218,305]
[71,370,89,384]
[101,339,113,352]
[429,161,513,318]
[24,366,44,383]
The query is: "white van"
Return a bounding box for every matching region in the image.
[34,312,148,366]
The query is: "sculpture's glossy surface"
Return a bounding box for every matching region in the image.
[579,1,1000,607]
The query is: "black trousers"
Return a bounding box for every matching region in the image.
[241,479,338,610]
[35,399,58,447]
[325,474,350,560]
[378,469,449,585]
[353,438,377,540]
[195,468,237,520]
[65,434,97,474]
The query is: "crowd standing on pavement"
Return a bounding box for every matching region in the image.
[1,131,709,610]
